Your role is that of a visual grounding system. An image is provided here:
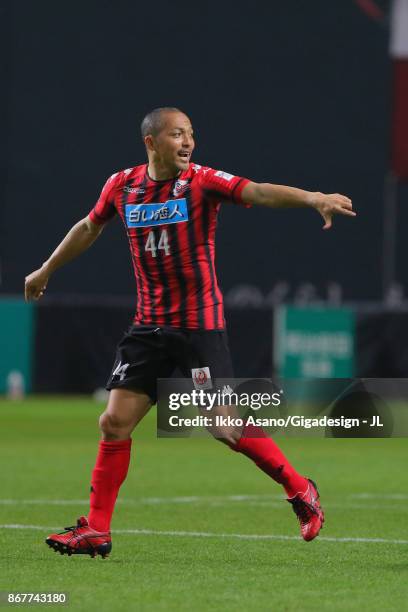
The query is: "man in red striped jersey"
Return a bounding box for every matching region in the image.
[25,107,355,557]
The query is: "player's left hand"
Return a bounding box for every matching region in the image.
[312,192,355,230]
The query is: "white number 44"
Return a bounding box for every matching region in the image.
[145,229,170,257]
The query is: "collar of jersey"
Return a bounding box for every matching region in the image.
[145,165,184,183]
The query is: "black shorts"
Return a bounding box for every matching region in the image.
[106,325,234,403]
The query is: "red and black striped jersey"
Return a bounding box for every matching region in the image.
[89,162,250,330]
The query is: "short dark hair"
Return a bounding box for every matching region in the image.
[140,107,185,140]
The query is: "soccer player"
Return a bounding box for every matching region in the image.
[25,107,355,558]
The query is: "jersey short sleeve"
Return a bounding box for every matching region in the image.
[197,167,251,206]
[89,173,119,225]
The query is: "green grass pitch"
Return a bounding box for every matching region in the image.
[0,397,407,611]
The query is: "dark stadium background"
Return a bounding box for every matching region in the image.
[2,0,408,391]
[1,0,391,299]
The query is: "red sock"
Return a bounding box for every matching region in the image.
[88,438,132,532]
[233,424,307,498]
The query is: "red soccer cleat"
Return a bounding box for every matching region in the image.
[287,478,325,541]
[45,516,112,558]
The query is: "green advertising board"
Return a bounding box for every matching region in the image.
[275,307,355,378]
[0,299,34,393]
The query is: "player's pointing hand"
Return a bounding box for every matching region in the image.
[312,192,355,230]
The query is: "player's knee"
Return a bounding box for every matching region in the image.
[98,412,112,435]
[99,411,130,436]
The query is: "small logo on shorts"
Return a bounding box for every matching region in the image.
[221,384,234,396]
[191,367,212,390]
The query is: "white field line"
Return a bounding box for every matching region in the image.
[0,492,406,510]
[207,502,403,510]
[0,524,407,546]
[0,494,284,506]
[350,493,408,500]
[0,499,90,506]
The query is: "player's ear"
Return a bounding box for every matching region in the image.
[144,135,155,153]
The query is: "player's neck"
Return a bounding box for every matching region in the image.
[147,161,181,182]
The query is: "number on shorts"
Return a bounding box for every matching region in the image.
[112,361,129,381]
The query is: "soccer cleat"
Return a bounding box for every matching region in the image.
[287,478,325,542]
[45,516,112,558]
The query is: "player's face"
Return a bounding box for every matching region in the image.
[152,112,195,173]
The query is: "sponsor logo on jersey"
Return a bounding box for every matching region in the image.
[214,170,234,181]
[173,179,189,196]
[191,367,213,390]
[123,185,145,194]
[125,198,188,228]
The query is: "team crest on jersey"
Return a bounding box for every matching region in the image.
[172,179,189,196]
[125,198,188,228]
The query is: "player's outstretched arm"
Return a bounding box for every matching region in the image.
[24,216,104,301]
[241,182,355,230]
